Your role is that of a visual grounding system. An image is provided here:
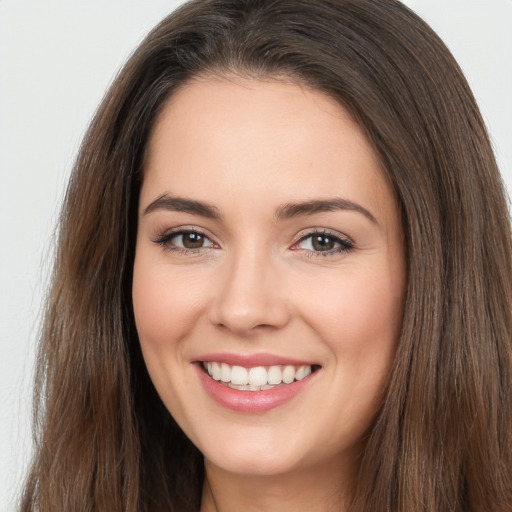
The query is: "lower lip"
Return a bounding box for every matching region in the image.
[195,364,317,413]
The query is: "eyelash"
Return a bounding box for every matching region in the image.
[152,228,216,255]
[152,228,355,257]
[293,229,355,258]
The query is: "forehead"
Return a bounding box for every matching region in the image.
[142,77,395,224]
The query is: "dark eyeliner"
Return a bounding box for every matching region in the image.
[294,229,355,257]
[151,227,213,253]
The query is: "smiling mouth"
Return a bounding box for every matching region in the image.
[201,362,318,391]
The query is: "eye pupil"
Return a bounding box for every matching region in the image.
[312,235,335,251]
[183,232,204,249]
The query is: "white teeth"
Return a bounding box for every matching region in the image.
[248,366,267,386]
[203,361,314,389]
[295,365,311,381]
[211,362,221,381]
[228,383,254,390]
[231,365,249,385]
[282,365,295,384]
[220,363,231,383]
[267,366,282,385]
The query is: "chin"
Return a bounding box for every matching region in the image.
[205,451,302,477]
[198,431,307,477]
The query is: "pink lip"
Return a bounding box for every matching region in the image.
[195,352,315,368]
[194,362,318,414]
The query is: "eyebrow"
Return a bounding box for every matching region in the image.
[143,194,378,225]
[275,198,378,225]
[144,194,221,219]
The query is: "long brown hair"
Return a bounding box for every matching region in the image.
[21,1,512,510]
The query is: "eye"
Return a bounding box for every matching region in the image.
[153,229,216,252]
[293,230,354,255]
[171,231,214,249]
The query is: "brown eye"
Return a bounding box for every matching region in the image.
[181,232,206,249]
[164,231,214,250]
[311,235,336,251]
[295,231,354,255]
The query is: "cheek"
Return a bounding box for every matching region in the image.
[297,264,405,403]
[131,255,206,420]
[132,256,207,349]
[132,272,175,348]
[303,268,403,343]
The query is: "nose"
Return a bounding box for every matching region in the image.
[208,250,290,335]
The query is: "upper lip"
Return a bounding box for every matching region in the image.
[194,352,318,368]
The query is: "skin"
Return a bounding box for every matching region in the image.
[132,77,407,511]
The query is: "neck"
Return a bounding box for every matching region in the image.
[199,454,356,512]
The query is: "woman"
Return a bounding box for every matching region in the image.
[21,0,512,510]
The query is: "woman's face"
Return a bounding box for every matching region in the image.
[133,78,406,477]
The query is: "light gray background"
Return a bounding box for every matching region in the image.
[1,1,511,509]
